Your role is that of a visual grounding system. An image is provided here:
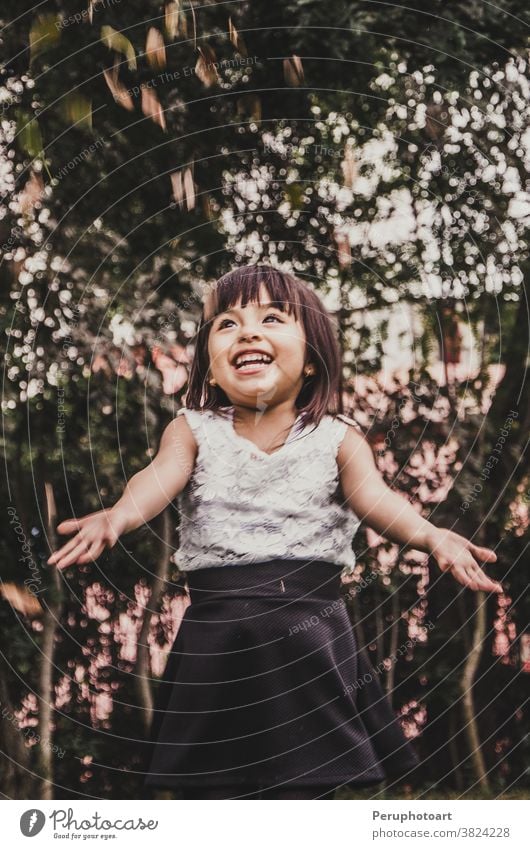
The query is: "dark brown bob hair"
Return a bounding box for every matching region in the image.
[184,264,344,428]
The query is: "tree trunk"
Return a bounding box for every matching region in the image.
[374,583,385,667]
[0,658,35,798]
[37,482,64,800]
[460,590,490,791]
[135,508,173,736]
[448,711,465,792]
[385,592,400,698]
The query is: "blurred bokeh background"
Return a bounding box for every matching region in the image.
[0,1,528,800]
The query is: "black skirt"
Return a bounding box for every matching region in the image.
[143,558,419,791]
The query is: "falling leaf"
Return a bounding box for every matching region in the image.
[16,111,44,159]
[62,93,93,129]
[29,13,61,64]
[334,231,352,269]
[100,25,137,70]
[201,193,214,220]
[0,583,42,617]
[92,354,112,376]
[170,343,191,364]
[152,348,188,394]
[146,27,166,69]
[284,182,304,210]
[341,146,358,189]
[103,58,134,110]
[19,170,45,214]
[141,85,166,130]
[195,45,219,87]
[189,0,197,49]
[183,167,195,210]
[171,170,183,205]
[283,55,304,86]
[425,102,450,141]
[228,17,247,57]
[237,93,261,125]
[170,166,195,210]
[164,1,181,39]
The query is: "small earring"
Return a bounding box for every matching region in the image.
[208,377,217,387]
[303,365,315,377]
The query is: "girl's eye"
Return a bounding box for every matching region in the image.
[217,313,284,329]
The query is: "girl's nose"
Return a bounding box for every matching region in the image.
[239,327,262,341]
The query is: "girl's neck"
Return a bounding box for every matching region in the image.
[230,399,300,450]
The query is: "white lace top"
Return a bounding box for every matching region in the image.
[172,406,362,577]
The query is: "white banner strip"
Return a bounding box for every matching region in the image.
[6,799,528,848]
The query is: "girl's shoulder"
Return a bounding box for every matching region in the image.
[318,413,362,459]
[175,406,231,447]
[328,412,362,431]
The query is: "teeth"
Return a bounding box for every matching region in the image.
[235,353,272,368]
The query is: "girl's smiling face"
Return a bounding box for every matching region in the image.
[206,284,308,408]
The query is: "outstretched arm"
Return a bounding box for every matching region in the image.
[338,425,502,593]
[47,415,197,570]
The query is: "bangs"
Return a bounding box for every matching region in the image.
[204,265,302,324]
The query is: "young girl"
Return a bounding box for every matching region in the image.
[48,265,501,801]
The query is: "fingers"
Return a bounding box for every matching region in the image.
[56,518,84,534]
[76,540,104,565]
[48,534,84,565]
[54,539,93,571]
[449,559,502,593]
[466,555,502,592]
[468,543,498,563]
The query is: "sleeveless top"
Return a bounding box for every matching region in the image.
[171,406,362,577]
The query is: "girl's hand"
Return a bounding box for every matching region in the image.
[47,509,126,570]
[428,528,502,593]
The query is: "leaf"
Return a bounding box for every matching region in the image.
[195,45,220,87]
[16,111,44,159]
[183,167,195,210]
[189,0,197,49]
[103,58,134,110]
[237,93,261,125]
[62,93,93,129]
[334,231,352,269]
[283,55,304,86]
[0,583,42,617]
[141,85,166,130]
[425,102,450,141]
[146,27,166,70]
[284,182,304,210]
[170,166,195,210]
[100,25,137,71]
[29,13,61,64]
[228,17,247,57]
[19,170,45,214]
[164,1,181,39]
[341,145,358,189]
[179,9,188,38]
[201,193,214,220]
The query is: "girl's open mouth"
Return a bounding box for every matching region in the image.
[232,360,273,375]
[231,353,274,375]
